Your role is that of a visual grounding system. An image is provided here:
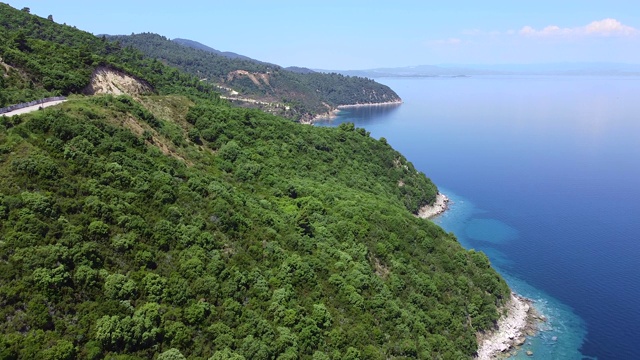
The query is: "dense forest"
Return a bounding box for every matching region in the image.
[171,38,259,63]
[107,33,401,121]
[0,6,222,108]
[0,4,510,359]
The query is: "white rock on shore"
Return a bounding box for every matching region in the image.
[336,100,403,109]
[416,193,450,219]
[475,293,537,360]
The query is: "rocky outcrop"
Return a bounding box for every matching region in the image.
[475,293,541,359]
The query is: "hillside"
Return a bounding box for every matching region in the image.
[172,38,261,63]
[0,4,510,359]
[107,33,401,122]
[0,6,222,109]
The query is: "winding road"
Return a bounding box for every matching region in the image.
[1,99,67,117]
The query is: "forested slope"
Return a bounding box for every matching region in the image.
[0,4,510,359]
[0,5,221,108]
[107,33,401,121]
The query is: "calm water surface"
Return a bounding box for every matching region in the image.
[317,76,640,359]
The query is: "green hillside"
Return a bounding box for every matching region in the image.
[107,33,401,121]
[0,4,509,359]
[0,6,221,108]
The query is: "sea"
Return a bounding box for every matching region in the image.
[316,75,640,360]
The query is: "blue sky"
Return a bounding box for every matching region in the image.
[7,1,640,69]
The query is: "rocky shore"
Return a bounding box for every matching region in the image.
[476,293,543,359]
[336,100,403,109]
[306,108,340,123]
[306,100,404,124]
[416,193,450,219]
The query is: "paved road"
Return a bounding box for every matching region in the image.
[1,100,67,117]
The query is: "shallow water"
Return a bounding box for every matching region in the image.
[317,76,640,359]
[435,189,587,360]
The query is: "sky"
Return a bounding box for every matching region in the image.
[6,1,640,69]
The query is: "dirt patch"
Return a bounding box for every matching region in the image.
[84,66,153,97]
[227,70,270,87]
[118,115,191,165]
[0,59,26,80]
[139,95,194,128]
[0,59,13,75]
[256,73,271,87]
[370,255,390,279]
[122,116,145,136]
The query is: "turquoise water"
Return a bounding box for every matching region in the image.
[434,189,588,360]
[317,76,640,359]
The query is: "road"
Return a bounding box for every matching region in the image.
[1,99,67,117]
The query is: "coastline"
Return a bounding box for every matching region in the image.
[476,293,542,359]
[416,192,450,219]
[418,193,542,358]
[306,100,403,124]
[336,99,403,109]
[305,108,340,123]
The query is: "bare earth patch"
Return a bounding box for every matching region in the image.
[227,70,270,87]
[370,255,390,279]
[117,115,190,165]
[84,66,152,97]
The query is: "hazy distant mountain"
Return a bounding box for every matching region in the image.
[325,65,480,78]
[322,63,640,78]
[449,63,640,75]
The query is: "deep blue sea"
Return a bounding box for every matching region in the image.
[317,76,640,359]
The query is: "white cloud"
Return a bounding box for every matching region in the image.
[519,18,638,37]
[585,18,637,36]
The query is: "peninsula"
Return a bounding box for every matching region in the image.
[106,33,402,122]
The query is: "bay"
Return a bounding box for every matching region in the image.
[316,76,640,359]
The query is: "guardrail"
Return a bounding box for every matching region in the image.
[0,96,67,115]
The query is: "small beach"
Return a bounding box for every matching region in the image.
[416,192,450,219]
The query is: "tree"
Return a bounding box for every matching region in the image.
[47,15,54,21]
[158,348,186,360]
[103,273,137,300]
[209,348,246,360]
[40,340,75,360]
[13,30,30,52]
